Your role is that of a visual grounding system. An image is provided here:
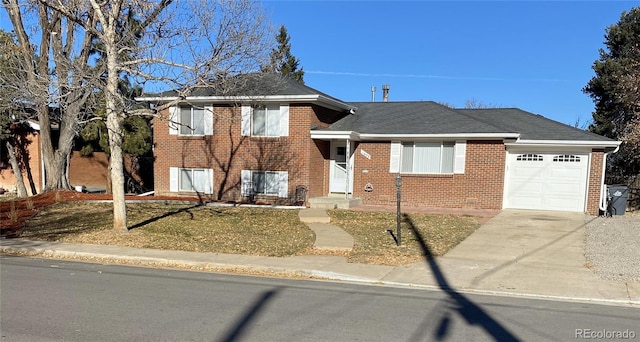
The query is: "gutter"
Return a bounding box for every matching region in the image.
[508,140,621,150]
[134,94,357,112]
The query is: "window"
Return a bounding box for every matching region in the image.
[241,104,289,137]
[241,170,288,197]
[168,106,213,136]
[516,154,543,161]
[252,171,279,195]
[180,107,205,135]
[553,154,581,162]
[180,168,206,192]
[252,105,280,137]
[400,142,455,174]
[169,167,213,194]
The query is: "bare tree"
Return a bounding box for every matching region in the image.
[463,98,497,109]
[0,30,29,197]
[38,0,274,230]
[437,99,499,109]
[2,0,101,192]
[610,52,640,181]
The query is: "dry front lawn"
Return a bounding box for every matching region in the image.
[23,202,314,257]
[14,196,481,266]
[328,210,480,265]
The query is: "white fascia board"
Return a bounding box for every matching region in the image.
[357,133,520,140]
[27,120,40,130]
[135,94,356,111]
[310,131,361,140]
[508,139,622,149]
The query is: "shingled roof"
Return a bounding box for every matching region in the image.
[326,102,506,135]
[323,102,615,142]
[144,73,345,103]
[456,108,612,141]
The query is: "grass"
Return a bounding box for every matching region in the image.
[328,210,480,265]
[23,202,314,257]
[20,201,481,266]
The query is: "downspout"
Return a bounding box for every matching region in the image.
[599,152,609,212]
[599,146,619,212]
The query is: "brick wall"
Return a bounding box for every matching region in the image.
[0,132,42,195]
[153,103,346,203]
[586,150,604,215]
[68,152,142,190]
[351,140,506,209]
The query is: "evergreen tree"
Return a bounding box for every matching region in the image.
[262,25,304,83]
[583,7,640,182]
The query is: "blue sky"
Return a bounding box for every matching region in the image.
[263,1,639,125]
[1,1,637,126]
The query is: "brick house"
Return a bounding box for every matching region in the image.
[138,76,620,215]
[1,120,143,195]
[0,121,43,195]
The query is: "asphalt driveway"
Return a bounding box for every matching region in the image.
[435,210,638,300]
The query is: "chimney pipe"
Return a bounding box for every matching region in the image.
[371,86,376,102]
[382,84,390,102]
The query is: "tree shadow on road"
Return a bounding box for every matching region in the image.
[403,213,520,341]
[218,289,279,342]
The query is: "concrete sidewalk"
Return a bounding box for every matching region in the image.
[1,209,638,307]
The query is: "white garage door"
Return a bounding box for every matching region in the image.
[504,152,589,212]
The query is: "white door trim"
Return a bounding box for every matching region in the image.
[329,140,354,194]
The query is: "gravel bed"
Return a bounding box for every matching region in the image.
[584,213,640,282]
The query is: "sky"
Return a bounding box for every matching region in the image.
[262,1,639,125]
[1,1,638,126]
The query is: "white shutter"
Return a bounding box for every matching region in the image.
[203,169,213,194]
[278,171,288,198]
[241,170,251,195]
[454,140,466,174]
[204,106,214,135]
[241,105,251,136]
[389,141,401,173]
[279,104,289,137]
[169,167,179,192]
[169,107,178,135]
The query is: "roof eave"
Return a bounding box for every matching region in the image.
[357,133,520,140]
[135,94,356,112]
[507,139,622,152]
[310,131,361,140]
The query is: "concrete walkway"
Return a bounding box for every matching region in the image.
[1,209,638,306]
[298,208,353,251]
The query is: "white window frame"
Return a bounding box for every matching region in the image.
[252,104,280,137]
[169,105,213,136]
[241,170,288,198]
[399,141,455,174]
[169,167,213,194]
[241,104,289,137]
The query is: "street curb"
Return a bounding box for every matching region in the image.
[2,245,639,308]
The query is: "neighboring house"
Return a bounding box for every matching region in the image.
[137,75,620,215]
[0,120,143,194]
[0,121,43,195]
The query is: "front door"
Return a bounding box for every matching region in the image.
[329,141,353,193]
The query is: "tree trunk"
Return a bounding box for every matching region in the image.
[105,25,127,231]
[107,114,127,231]
[6,141,28,198]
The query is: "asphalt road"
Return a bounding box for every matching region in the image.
[1,256,638,342]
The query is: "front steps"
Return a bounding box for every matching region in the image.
[308,196,362,209]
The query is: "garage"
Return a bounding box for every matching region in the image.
[504,152,589,212]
